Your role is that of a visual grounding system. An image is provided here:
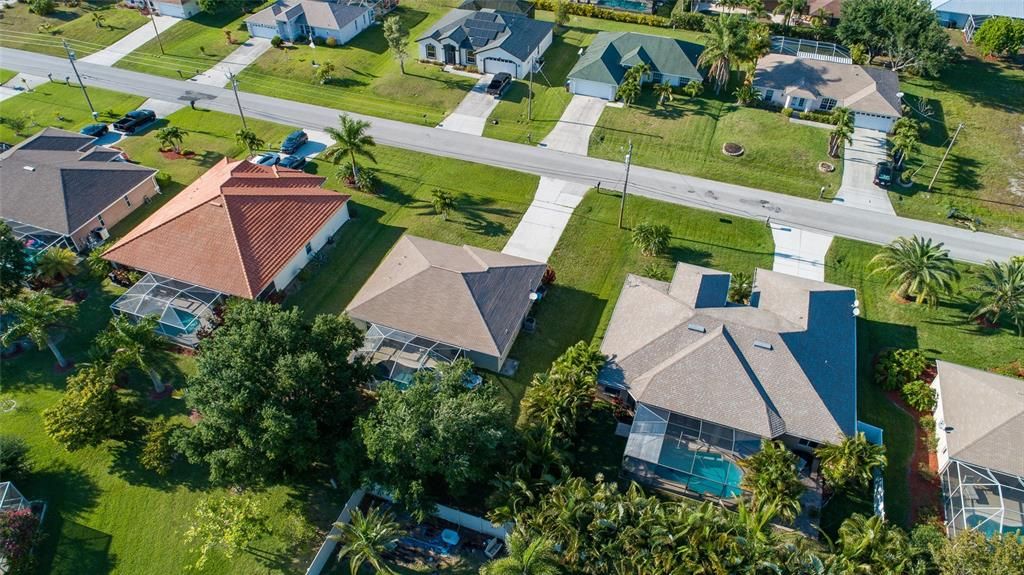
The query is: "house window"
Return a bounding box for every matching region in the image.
[651,72,663,83]
[124,196,132,207]
[425,44,437,60]
[797,438,820,449]
[305,242,313,255]
[762,89,774,101]
[467,50,476,65]
[97,215,106,227]
[818,97,837,112]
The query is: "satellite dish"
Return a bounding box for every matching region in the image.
[853,307,861,317]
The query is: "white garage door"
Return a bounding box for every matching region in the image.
[854,113,895,133]
[570,78,616,100]
[483,58,519,78]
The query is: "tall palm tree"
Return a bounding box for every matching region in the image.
[34,247,79,283]
[698,15,747,94]
[329,506,404,575]
[156,126,188,154]
[91,12,105,28]
[870,236,961,306]
[430,188,456,221]
[94,315,168,392]
[774,0,808,28]
[482,530,561,575]
[653,81,674,108]
[1,290,78,368]
[615,76,641,107]
[323,114,377,182]
[235,128,265,157]
[828,107,854,157]
[890,117,919,169]
[815,433,887,491]
[737,440,804,524]
[830,513,914,575]
[970,258,1024,335]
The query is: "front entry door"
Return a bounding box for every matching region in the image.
[443,45,456,65]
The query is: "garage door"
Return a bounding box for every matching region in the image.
[570,78,615,100]
[854,113,894,133]
[483,58,519,78]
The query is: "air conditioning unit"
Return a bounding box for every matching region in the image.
[95,227,110,241]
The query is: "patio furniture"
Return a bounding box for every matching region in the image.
[484,537,504,559]
[441,529,459,546]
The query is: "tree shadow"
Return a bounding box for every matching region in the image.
[932,54,1024,115]
[23,464,110,575]
[41,519,117,575]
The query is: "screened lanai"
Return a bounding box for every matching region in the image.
[942,460,1024,538]
[110,273,221,347]
[4,219,75,259]
[360,324,464,388]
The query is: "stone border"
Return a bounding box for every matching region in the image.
[722,143,744,157]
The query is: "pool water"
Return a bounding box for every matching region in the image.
[596,0,651,13]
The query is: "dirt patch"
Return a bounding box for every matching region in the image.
[160,150,196,160]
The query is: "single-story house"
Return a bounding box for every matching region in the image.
[416,9,553,78]
[246,0,374,44]
[931,0,1024,40]
[457,0,536,17]
[102,158,350,345]
[753,53,903,132]
[600,263,858,501]
[807,0,844,21]
[346,235,546,379]
[125,0,200,19]
[931,361,1024,538]
[0,127,158,255]
[567,32,704,101]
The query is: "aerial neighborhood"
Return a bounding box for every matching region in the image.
[1,0,1022,573]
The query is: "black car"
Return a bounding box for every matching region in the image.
[253,152,279,166]
[485,72,512,96]
[80,123,109,138]
[280,130,308,154]
[278,155,306,170]
[112,110,156,134]
[873,161,893,188]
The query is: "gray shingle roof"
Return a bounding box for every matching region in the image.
[417,9,553,61]
[458,0,535,16]
[0,128,157,236]
[600,264,858,444]
[935,361,1024,477]
[346,235,546,357]
[753,54,902,117]
[568,32,704,86]
[246,0,371,31]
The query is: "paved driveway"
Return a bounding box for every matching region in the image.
[437,74,499,136]
[540,95,606,156]
[771,225,834,281]
[190,38,272,87]
[833,128,896,215]
[502,177,588,262]
[81,15,179,66]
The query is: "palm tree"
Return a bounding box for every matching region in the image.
[652,81,674,108]
[970,259,1024,335]
[728,271,752,304]
[815,433,887,490]
[737,440,804,524]
[314,61,336,85]
[94,315,168,392]
[91,12,105,28]
[774,0,808,28]
[323,114,377,182]
[631,222,671,257]
[156,126,188,154]
[682,79,704,98]
[890,117,919,169]
[830,513,914,574]
[84,244,112,279]
[482,530,561,575]
[34,247,79,283]
[235,128,265,157]
[870,236,961,306]
[828,107,854,157]
[615,76,641,107]
[1,290,78,368]
[733,84,760,105]
[698,15,747,94]
[429,188,456,220]
[329,506,404,575]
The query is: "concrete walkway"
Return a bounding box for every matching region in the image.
[0,73,48,103]
[502,177,588,262]
[438,74,500,136]
[770,224,834,282]
[539,95,606,155]
[833,128,896,215]
[189,37,272,87]
[81,15,179,66]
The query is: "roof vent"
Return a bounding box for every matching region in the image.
[687,323,706,333]
[23,165,35,172]
[753,340,773,350]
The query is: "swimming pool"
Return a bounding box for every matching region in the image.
[595,0,652,13]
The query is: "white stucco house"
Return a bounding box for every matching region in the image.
[416,9,553,78]
[245,0,374,44]
[125,0,200,19]
[931,0,1024,41]
[753,53,903,132]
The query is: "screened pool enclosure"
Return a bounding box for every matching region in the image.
[110,273,221,347]
[360,325,464,388]
[4,219,75,259]
[941,460,1024,538]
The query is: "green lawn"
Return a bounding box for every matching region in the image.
[893,35,1024,238]
[0,1,148,58]
[291,147,540,318]
[0,81,146,143]
[0,68,18,85]
[113,7,253,79]
[236,1,476,125]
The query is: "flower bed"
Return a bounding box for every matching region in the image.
[721,142,744,157]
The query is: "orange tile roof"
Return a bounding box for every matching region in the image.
[103,158,349,298]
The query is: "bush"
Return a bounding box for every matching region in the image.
[534,0,670,27]
[874,348,928,391]
[0,435,30,478]
[669,11,708,32]
[325,36,337,48]
[270,35,282,48]
[902,380,937,412]
[798,110,836,124]
[312,35,326,46]
[293,34,308,44]
[29,0,54,15]
[140,418,177,476]
[0,509,42,575]
[780,107,793,118]
[919,415,938,451]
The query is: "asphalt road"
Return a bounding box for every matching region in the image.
[3,47,1021,264]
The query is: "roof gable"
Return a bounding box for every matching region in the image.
[753,54,902,117]
[568,32,704,86]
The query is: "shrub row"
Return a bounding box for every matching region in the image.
[535,0,670,27]
[797,110,837,124]
[874,348,928,391]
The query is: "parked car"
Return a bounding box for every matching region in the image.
[253,152,279,166]
[873,161,893,188]
[485,73,512,97]
[280,130,308,154]
[112,110,156,134]
[80,123,109,137]
[278,155,306,170]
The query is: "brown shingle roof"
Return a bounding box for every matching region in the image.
[103,158,348,298]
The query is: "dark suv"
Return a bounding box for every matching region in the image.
[113,110,156,134]
[485,73,512,97]
[873,161,893,188]
[280,130,308,154]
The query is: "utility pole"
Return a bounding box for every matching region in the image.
[618,140,633,229]
[227,72,248,131]
[62,40,97,120]
[149,11,165,55]
[928,122,963,191]
[527,53,534,121]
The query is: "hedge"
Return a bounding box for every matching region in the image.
[535,0,670,27]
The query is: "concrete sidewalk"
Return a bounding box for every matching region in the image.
[833,128,896,215]
[81,15,179,66]
[539,95,606,155]
[438,74,499,136]
[502,177,588,262]
[0,73,48,103]
[189,37,272,87]
[771,225,834,281]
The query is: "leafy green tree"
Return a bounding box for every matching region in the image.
[828,107,854,157]
[140,417,178,476]
[94,314,168,392]
[176,301,368,484]
[482,530,561,575]
[235,128,264,156]
[652,81,674,108]
[901,380,936,411]
[197,0,220,14]
[323,114,377,182]
[870,236,961,306]
[382,15,409,74]
[430,188,456,220]
[0,435,31,478]
[815,432,887,490]
[34,247,79,283]
[1,114,30,137]
[29,0,54,15]
[631,221,671,257]
[773,0,808,28]
[42,364,129,450]
[156,126,188,154]
[184,493,267,571]
[330,507,404,575]
[728,271,752,304]
[934,529,1024,575]
[554,0,569,27]
[698,14,748,94]
[970,258,1024,335]
[358,359,513,520]
[314,61,336,85]
[737,440,804,524]
[1,290,78,368]
[837,0,954,75]
[972,16,1024,57]
[0,222,30,299]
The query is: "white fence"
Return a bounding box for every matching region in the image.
[305,488,366,575]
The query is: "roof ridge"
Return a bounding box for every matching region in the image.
[221,190,265,299]
[720,325,786,437]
